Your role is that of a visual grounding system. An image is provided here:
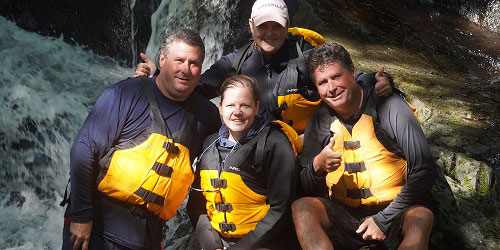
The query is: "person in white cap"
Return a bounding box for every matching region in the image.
[133,0,393,135]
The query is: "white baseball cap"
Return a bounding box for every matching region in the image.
[251,0,289,27]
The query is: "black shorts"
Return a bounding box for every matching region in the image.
[317,197,406,250]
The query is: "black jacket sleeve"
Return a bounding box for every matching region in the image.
[196,52,237,99]
[230,130,297,249]
[371,94,437,233]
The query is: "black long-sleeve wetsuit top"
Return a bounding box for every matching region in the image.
[187,118,298,250]
[67,76,220,248]
[299,81,437,233]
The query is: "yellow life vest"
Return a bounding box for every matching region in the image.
[198,122,293,238]
[326,105,407,207]
[97,77,195,220]
[275,28,325,134]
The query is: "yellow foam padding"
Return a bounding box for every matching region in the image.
[98,133,194,220]
[278,94,322,134]
[272,120,303,155]
[326,115,406,207]
[201,170,270,238]
[288,27,326,47]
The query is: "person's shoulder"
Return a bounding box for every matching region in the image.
[107,77,144,94]
[376,93,411,114]
[202,131,219,147]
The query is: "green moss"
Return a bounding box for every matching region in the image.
[463,175,473,191]
[478,165,489,196]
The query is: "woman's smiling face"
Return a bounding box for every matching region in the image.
[219,86,260,142]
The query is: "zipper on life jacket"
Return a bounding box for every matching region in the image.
[265,64,274,118]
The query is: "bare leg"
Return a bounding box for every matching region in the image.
[399,206,434,250]
[292,197,334,250]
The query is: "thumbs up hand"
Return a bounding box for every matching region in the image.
[374,66,392,97]
[313,133,342,175]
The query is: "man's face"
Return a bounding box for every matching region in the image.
[249,20,288,59]
[156,40,203,101]
[313,62,359,113]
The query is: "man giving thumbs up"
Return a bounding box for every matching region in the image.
[293,43,436,250]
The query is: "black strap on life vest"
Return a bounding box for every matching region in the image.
[253,124,273,174]
[219,222,236,232]
[344,162,367,173]
[230,41,255,76]
[134,187,165,206]
[344,141,361,149]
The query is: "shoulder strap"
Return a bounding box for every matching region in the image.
[294,38,307,83]
[369,94,405,159]
[231,41,254,75]
[174,93,199,145]
[253,125,272,173]
[139,76,171,138]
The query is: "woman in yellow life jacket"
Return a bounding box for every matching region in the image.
[187,75,298,250]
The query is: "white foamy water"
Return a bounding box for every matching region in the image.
[0,16,130,249]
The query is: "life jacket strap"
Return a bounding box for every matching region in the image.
[219,222,236,232]
[210,178,227,188]
[152,162,173,177]
[134,187,165,206]
[215,203,233,212]
[344,141,361,149]
[347,188,373,199]
[163,141,179,154]
[344,162,366,173]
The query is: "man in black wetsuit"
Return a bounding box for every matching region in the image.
[292,42,436,250]
[62,29,220,250]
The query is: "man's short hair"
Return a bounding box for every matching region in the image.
[160,28,205,61]
[307,42,354,82]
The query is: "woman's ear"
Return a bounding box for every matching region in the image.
[256,101,260,114]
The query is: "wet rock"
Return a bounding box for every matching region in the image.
[455,153,494,195]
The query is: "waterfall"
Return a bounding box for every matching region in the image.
[0,0,238,248]
[145,0,239,72]
[130,0,138,67]
[0,16,130,249]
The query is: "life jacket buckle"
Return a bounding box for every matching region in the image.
[210,178,227,188]
[219,222,236,232]
[163,141,179,154]
[152,162,173,177]
[344,141,361,149]
[215,203,233,212]
[344,162,366,173]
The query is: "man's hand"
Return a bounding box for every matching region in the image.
[356,216,386,241]
[133,53,156,78]
[313,135,341,175]
[70,221,93,250]
[374,66,392,97]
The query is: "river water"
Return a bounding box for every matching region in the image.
[0,0,237,249]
